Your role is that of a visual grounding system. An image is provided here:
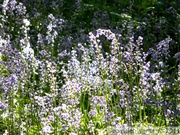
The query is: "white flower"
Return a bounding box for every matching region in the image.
[22,42,34,59]
[69,133,78,135]
[23,19,30,26]
[3,130,8,135]
[151,73,160,81]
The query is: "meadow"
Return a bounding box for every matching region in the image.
[0,0,180,134]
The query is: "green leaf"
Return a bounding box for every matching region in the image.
[144,7,155,13]
[0,65,10,77]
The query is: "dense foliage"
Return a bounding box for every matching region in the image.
[0,0,180,134]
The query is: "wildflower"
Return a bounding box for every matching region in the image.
[23,19,30,27]
[3,130,8,135]
[58,50,68,58]
[42,125,52,134]
[21,42,34,59]
[2,0,10,13]
[91,96,107,108]
[136,36,143,46]
[69,133,78,135]
[61,113,69,121]
[88,109,97,117]
[105,111,115,121]
[0,103,6,110]
[151,73,160,81]
[48,115,54,121]
[174,52,180,62]
[157,37,171,57]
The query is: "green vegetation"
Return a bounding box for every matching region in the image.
[0,0,180,134]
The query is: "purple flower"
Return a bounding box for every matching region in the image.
[136,36,143,46]
[42,125,52,134]
[151,73,160,81]
[88,109,97,117]
[0,103,6,110]
[148,37,171,61]
[8,74,18,84]
[91,96,107,108]
[48,115,54,121]
[58,50,68,58]
[174,52,180,62]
